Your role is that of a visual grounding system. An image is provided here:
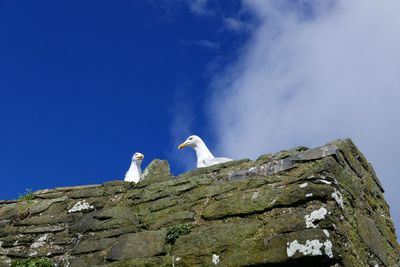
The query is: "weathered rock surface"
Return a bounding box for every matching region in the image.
[0,139,399,266]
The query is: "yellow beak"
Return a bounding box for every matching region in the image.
[137,155,144,160]
[178,142,189,149]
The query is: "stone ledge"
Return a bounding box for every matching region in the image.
[0,139,398,267]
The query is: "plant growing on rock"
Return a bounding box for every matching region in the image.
[11,258,53,267]
[166,223,191,244]
[17,189,35,201]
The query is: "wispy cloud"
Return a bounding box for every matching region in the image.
[209,0,400,237]
[223,17,253,32]
[180,39,220,50]
[146,0,212,17]
[168,88,197,173]
[186,0,210,15]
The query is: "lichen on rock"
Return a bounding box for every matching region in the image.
[68,200,94,213]
[305,207,328,228]
[287,239,331,258]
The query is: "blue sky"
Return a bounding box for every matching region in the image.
[0,0,247,197]
[1,0,399,237]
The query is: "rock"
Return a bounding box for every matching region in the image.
[0,139,398,267]
[67,188,108,199]
[106,230,166,261]
[72,238,117,254]
[95,257,171,267]
[356,213,389,266]
[71,206,140,233]
[140,159,172,185]
[0,197,69,222]
[147,210,195,230]
[172,221,262,256]
[202,182,333,220]
[0,257,11,267]
[22,225,65,234]
[68,251,106,267]
[0,204,23,221]
[15,214,75,226]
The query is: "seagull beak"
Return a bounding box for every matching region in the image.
[178,142,189,149]
[137,155,144,160]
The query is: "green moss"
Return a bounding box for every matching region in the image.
[11,258,54,267]
[17,189,35,201]
[166,223,191,244]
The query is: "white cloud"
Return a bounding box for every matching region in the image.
[209,0,400,238]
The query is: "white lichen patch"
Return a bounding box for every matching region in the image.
[68,200,94,213]
[287,239,333,258]
[319,179,332,185]
[306,193,313,198]
[212,254,220,265]
[287,240,323,257]
[299,183,308,188]
[30,234,49,249]
[111,195,120,202]
[324,240,333,258]
[304,207,328,228]
[321,146,332,157]
[0,241,3,247]
[251,191,259,201]
[172,256,181,267]
[248,167,256,172]
[323,229,330,237]
[59,253,73,267]
[331,189,344,209]
[29,251,38,256]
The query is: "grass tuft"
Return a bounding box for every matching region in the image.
[11,257,54,267]
[17,189,35,201]
[166,223,191,244]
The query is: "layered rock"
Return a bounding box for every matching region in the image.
[0,139,399,266]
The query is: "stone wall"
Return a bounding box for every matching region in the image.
[0,139,399,266]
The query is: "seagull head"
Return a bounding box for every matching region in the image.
[178,135,202,149]
[132,152,144,162]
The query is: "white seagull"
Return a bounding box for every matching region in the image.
[178,135,233,168]
[124,152,144,183]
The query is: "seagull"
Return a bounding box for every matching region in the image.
[124,152,144,183]
[178,135,233,168]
